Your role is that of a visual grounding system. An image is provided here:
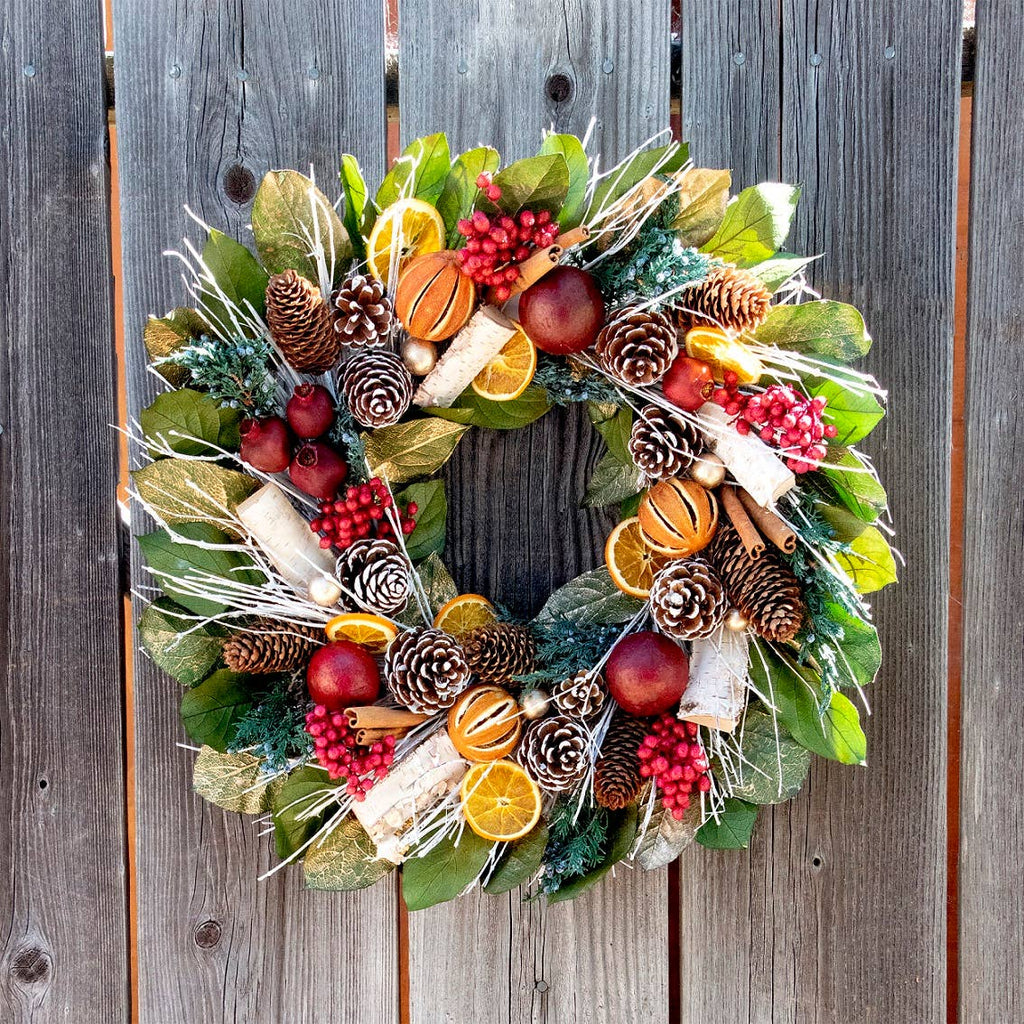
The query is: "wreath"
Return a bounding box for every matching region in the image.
[132,131,895,906]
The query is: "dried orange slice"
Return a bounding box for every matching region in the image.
[460,760,542,842]
[367,198,445,285]
[324,613,398,653]
[470,324,537,402]
[605,516,667,598]
[684,326,764,384]
[433,594,497,637]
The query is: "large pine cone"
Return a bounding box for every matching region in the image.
[677,265,772,334]
[595,306,678,386]
[551,669,606,720]
[628,403,703,481]
[333,273,394,347]
[516,715,589,793]
[463,623,536,683]
[335,538,410,615]
[222,620,321,673]
[341,349,413,428]
[384,627,470,713]
[266,270,341,374]
[594,712,650,810]
[706,522,805,642]
[648,558,728,641]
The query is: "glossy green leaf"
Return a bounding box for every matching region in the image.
[193,746,273,814]
[583,451,644,508]
[437,146,500,246]
[339,154,369,261]
[402,829,494,910]
[138,597,224,686]
[180,670,253,751]
[272,765,335,859]
[376,133,451,208]
[363,418,469,483]
[671,167,732,248]
[217,404,243,451]
[834,524,899,594]
[695,799,758,849]
[701,183,800,266]
[144,308,206,385]
[539,134,589,227]
[200,228,269,324]
[397,479,446,561]
[476,154,570,217]
[426,385,552,430]
[807,377,885,446]
[827,603,882,690]
[401,552,459,623]
[483,822,549,894]
[139,388,223,457]
[754,300,872,362]
[729,704,811,804]
[132,459,258,534]
[535,567,645,626]
[586,142,689,224]
[748,252,819,292]
[303,817,394,891]
[547,805,638,903]
[587,402,633,462]
[821,448,888,523]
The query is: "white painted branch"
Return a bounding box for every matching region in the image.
[677,627,749,733]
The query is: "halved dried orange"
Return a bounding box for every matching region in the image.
[470,324,537,402]
[324,613,398,653]
[684,326,764,384]
[460,760,542,842]
[605,516,667,598]
[433,594,497,637]
[366,197,445,285]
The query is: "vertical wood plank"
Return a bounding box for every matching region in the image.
[111,3,398,1020]
[959,4,1024,1020]
[0,2,129,1020]
[678,3,957,1020]
[398,1,671,1021]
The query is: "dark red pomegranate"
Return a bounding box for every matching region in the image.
[289,441,348,500]
[239,416,292,473]
[286,383,336,438]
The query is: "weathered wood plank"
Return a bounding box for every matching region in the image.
[111,3,399,1020]
[959,4,1024,1021]
[679,3,958,1021]
[0,2,129,1020]
[398,2,671,1021]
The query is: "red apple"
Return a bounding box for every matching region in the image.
[239,416,292,473]
[306,640,381,711]
[518,266,605,354]
[662,355,715,412]
[605,631,689,716]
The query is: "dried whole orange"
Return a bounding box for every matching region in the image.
[447,685,522,762]
[638,477,718,555]
[394,250,476,342]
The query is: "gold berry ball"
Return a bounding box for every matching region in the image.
[308,575,343,607]
[520,688,551,720]
[447,685,522,761]
[689,452,726,490]
[725,608,749,632]
[400,336,438,376]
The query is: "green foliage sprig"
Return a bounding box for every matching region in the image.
[533,354,622,406]
[540,800,609,895]
[230,673,312,772]
[517,616,625,687]
[166,334,279,416]
[329,406,369,483]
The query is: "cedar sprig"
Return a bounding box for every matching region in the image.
[533,353,623,406]
[164,334,279,415]
[539,800,609,895]
[329,405,369,483]
[230,673,312,772]
[515,617,623,688]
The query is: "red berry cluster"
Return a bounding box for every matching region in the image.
[638,715,712,820]
[309,476,418,553]
[456,173,560,303]
[713,376,838,474]
[305,704,396,800]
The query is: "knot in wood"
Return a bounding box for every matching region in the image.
[545,73,573,103]
[193,919,222,948]
[223,164,256,204]
[10,947,50,984]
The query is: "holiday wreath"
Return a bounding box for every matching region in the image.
[132,131,895,905]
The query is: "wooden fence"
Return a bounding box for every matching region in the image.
[1,0,1018,1021]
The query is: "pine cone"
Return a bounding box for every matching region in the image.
[595,306,678,386]
[336,538,410,614]
[462,623,537,683]
[341,349,413,428]
[677,265,772,334]
[221,620,321,674]
[384,627,470,713]
[332,273,394,347]
[628,403,703,481]
[551,669,606,720]
[266,270,341,374]
[648,558,728,641]
[516,715,589,793]
[594,712,650,810]
[706,522,805,642]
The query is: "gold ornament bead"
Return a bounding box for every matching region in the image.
[725,607,749,632]
[308,575,343,607]
[400,336,438,376]
[520,688,551,720]
[690,452,726,490]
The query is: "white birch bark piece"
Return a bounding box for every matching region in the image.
[677,626,749,732]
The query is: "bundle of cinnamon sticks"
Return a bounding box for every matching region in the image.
[344,706,430,746]
[719,485,796,559]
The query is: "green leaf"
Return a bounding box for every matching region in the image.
[402,829,494,910]
[252,169,350,288]
[200,229,269,325]
[827,603,882,689]
[805,377,885,446]
[132,460,259,535]
[539,134,589,228]
[139,388,223,457]
[583,451,644,508]
[483,822,549,894]
[754,300,872,362]
[729,704,811,804]
[620,490,646,518]
[536,567,645,626]
[438,146,500,246]
[397,480,446,561]
[587,402,633,462]
[303,817,394,891]
[217,404,243,451]
[477,154,570,217]
[426,385,552,430]
[144,308,205,385]
[363,419,469,483]
[547,805,637,903]
[180,669,253,751]
[671,167,732,248]
[821,448,888,524]
[701,183,800,266]
[747,252,819,292]
[586,142,689,224]
[696,799,758,849]
[137,522,263,618]
[192,746,273,814]
[407,552,459,621]
[272,765,336,860]
[834,524,898,594]
[138,597,224,686]
[376,133,451,208]
[339,154,369,261]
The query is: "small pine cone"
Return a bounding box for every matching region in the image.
[341,349,413,428]
[222,620,321,674]
[551,669,606,720]
[595,306,679,386]
[516,715,589,793]
[706,522,805,642]
[677,265,772,334]
[336,538,410,614]
[385,627,470,713]
[594,712,650,810]
[648,558,728,640]
[266,270,341,374]
[332,273,394,347]
[462,623,537,684]
[628,403,703,481]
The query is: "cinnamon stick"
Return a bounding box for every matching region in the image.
[345,706,430,731]
[737,489,797,553]
[355,726,414,746]
[720,485,765,559]
[554,225,590,250]
[504,243,562,298]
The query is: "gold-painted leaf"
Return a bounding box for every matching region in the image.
[671,167,732,247]
[193,745,273,814]
[363,419,469,484]
[303,816,394,891]
[132,459,259,535]
[144,308,207,385]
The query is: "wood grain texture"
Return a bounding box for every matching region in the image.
[0,1,129,1020]
[111,3,399,1020]
[398,1,671,1021]
[959,3,1024,1020]
[679,2,958,1021]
